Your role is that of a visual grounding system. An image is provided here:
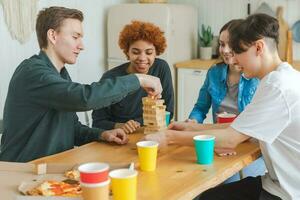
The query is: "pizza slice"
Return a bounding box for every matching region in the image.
[26,180,81,197]
[64,169,80,181]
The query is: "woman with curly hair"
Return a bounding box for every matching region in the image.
[92,21,174,134]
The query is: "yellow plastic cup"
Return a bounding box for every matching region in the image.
[136,141,159,171]
[109,169,138,200]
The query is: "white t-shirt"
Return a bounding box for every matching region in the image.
[231,62,300,200]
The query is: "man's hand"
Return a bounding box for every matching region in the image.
[144,131,168,147]
[100,129,129,145]
[168,121,196,131]
[135,74,162,99]
[115,120,140,134]
[185,119,198,123]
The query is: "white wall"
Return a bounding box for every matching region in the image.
[0,0,134,120]
[1,0,300,120]
[170,0,300,59]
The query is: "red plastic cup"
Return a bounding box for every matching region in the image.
[78,162,109,184]
[217,113,237,123]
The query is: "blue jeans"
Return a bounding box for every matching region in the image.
[224,157,266,183]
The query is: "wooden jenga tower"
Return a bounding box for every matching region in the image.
[142,97,167,134]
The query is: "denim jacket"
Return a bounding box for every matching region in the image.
[189,63,259,123]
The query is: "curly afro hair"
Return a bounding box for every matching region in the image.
[118,20,167,56]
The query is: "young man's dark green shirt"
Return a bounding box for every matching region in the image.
[0,51,140,162]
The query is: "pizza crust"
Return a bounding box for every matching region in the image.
[26,180,81,197]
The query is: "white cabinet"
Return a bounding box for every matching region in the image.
[176,60,216,123]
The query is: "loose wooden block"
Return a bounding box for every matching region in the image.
[35,163,47,175]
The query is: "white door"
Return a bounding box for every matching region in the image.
[177,68,213,123]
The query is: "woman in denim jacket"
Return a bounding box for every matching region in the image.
[189,62,258,123]
[189,20,258,123]
[189,19,265,183]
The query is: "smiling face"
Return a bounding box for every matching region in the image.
[51,18,84,66]
[127,40,156,74]
[219,30,242,73]
[219,30,235,65]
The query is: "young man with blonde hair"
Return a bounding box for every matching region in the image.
[0,6,162,162]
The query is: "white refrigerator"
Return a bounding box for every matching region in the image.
[107,3,198,81]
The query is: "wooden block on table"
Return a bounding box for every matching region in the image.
[35,163,47,175]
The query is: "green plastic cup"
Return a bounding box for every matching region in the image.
[165,111,171,126]
[193,135,215,164]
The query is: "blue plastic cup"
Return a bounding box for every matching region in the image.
[193,135,215,165]
[165,111,171,126]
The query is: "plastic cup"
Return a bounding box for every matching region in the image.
[217,113,237,123]
[165,111,171,126]
[81,180,110,200]
[193,135,215,165]
[78,162,109,184]
[109,169,138,200]
[136,141,159,171]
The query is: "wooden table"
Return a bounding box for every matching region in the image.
[31,133,261,200]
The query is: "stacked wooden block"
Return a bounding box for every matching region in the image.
[142,97,167,134]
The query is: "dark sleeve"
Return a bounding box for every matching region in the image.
[92,106,116,130]
[188,69,212,123]
[132,116,143,125]
[73,113,104,146]
[158,61,175,119]
[91,71,121,130]
[23,63,140,112]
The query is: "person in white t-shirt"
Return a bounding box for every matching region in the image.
[145,13,300,200]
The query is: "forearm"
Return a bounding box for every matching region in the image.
[188,123,231,131]
[166,130,200,146]
[75,124,103,146]
[211,128,245,149]
[92,119,115,130]
[166,126,249,148]
[30,72,140,111]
